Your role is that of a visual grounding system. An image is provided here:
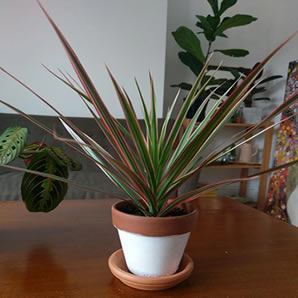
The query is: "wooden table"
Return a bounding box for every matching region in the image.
[0,198,298,297]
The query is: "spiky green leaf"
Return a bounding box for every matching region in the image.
[37,1,143,179]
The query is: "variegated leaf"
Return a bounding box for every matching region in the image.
[21,151,68,212]
[47,146,82,171]
[0,126,28,165]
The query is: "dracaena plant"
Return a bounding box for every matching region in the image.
[0,1,297,216]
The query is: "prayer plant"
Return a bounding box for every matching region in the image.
[0,130,81,212]
[0,1,297,216]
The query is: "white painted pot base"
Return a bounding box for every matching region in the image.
[117,229,190,277]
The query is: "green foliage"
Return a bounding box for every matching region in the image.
[0,126,28,165]
[241,63,283,107]
[214,14,257,36]
[218,0,237,15]
[21,151,68,212]
[47,146,82,171]
[0,126,82,212]
[171,82,193,90]
[172,0,257,112]
[0,2,296,217]
[177,52,203,76]
[207,0,219,15]
[172,27,205,63]
[214,49,249,57]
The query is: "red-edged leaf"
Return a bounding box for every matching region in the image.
[37,0,143,177]
[158,159,298,216]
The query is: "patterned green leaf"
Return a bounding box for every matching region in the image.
[21,151,68,212]
[0,126,28,165]
[47,146,82,171]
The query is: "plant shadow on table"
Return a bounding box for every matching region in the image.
[3,246,71,296]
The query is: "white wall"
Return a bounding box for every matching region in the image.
[164,0,298,199]
[0,0,168,118]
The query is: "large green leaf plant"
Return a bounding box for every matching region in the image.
[0,1,297,216]
[172,0,284,114]
[172,0,258,117]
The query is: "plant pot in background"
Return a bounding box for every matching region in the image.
[111,200,198,278]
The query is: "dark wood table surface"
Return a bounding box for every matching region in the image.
[0,197,298,297]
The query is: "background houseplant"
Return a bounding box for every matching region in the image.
[0,0,297,282]
[241,63,283,108]
[172,0,283,123]
[172,0,257,120]
[240,63,283,123]
[0,127,81,212]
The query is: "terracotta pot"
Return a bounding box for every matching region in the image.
[111,201,198,277]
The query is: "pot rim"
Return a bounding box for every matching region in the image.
[112,200,198,237]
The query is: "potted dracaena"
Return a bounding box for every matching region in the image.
[0,1,297,289]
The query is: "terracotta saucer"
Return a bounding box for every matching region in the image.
[108,249,194,291]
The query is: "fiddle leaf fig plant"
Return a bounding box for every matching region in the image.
[0,126,82,212]
[172,0,257,118]
[0,1,297,217]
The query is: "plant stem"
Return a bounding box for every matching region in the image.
[206,41,212,60]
